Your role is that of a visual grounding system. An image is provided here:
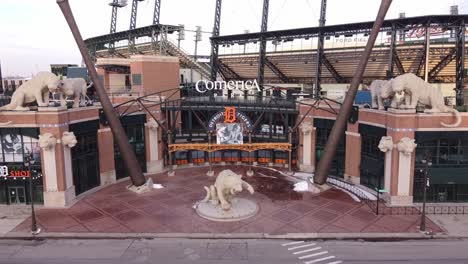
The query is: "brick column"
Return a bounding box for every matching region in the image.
[344,131,361,184]
[98,127,116,185]
[38,107,75,208]
[345,121,361,184]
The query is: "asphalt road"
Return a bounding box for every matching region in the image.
[0,238,467,264]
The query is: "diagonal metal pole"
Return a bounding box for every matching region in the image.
[57,0,146,187]
[314,0,393,185]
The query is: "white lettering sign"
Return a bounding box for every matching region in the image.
[195,80,261,93]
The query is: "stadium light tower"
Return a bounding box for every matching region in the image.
[129,0,146,53]
[108,0,128,54]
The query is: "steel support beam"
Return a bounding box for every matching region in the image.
[58,0,146,187]
[129,0,144,54]
[265,58,290,83]
[314,0,392,185]
[455,19,466,106]
[393,52,405,75]
[218,61,241,80]
[108,0,121,54]
[151,0,162,52]
[415,45,426,77]
[210,0,222,82]
[322,56,345,83]
[314,0,327,98]
[429,48,456,81]
[257,0,269,95]
[387,24,397,79]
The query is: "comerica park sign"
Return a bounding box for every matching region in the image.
[195,80,261,94]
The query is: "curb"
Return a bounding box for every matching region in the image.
[1,232,464,241]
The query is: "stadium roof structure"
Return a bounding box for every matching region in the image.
[213,15,468,84]
[86,15,467,84]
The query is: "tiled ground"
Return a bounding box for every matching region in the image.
[12,166,444,234]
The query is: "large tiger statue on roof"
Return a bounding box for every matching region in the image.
[0,72,62,111]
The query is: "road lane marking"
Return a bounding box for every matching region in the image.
[293,247,322,255]
[304,255,335,263]
[298,251,328,259]
[288,243,316,250]
[326,261,343,264]
[282,241,304,246]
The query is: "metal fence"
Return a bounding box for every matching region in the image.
[327,176,468,215]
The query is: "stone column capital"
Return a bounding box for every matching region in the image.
[62,131,77,148]
[396,137,417,156]
[299,121,313,136]
[378,136,394,153]
[39,133,57,151]
[145,119,159,130]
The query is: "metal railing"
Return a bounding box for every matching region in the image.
[327,176,468,215]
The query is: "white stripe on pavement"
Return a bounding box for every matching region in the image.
[293,247,322,255]
[298,251,328,259]
[288,243,316,250]
[304,255,335,264]
[326,261,343,264]
[282,241,304,246]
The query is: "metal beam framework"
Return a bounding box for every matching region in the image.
[415,45,426,77]
[218,61,241,80]
[108,0,123,54]
[314,0,327,98]
[85,24,181,50]
[387,24,397,79]
[210,0,222,82]
[212,15,468,45]
[429,48,456,81]
[455,19,466,106]
[151,0,162,51]
[322,56,345,83]
[265,58,291,83]
[128,0,144,53]
[257,0,269,93]
[393,52,405,75]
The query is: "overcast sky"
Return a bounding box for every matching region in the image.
[0,0,466,77]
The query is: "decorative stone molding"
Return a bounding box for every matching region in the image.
[378,136,394,153]
[299,121,313,136]
[396,137,417,156]
[62,131,77,148]
[39,133,57,151]
[146,119,159,130]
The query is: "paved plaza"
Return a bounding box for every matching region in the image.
[11,166,443,235]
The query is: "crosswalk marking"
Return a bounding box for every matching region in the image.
[304,255,335,264]
[281,241,304,246]
[298,251,328,259]
[326,261,343,264]
[288,243,316,251]
[293,247,322,255]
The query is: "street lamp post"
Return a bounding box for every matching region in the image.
[25,153,40,235]
[420,157,432,232]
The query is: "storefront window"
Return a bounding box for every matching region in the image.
[0,128,42,205]
[414,132,468,203]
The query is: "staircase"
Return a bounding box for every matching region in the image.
[161,39,211,79]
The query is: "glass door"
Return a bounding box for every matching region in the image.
[8,186,26,204]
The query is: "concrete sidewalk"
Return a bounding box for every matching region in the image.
[429,215,468,237]
[0,205,33,235]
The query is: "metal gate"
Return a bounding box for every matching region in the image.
[70,121,100,195]
[359,124,386,189]
[115,115,147,179]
